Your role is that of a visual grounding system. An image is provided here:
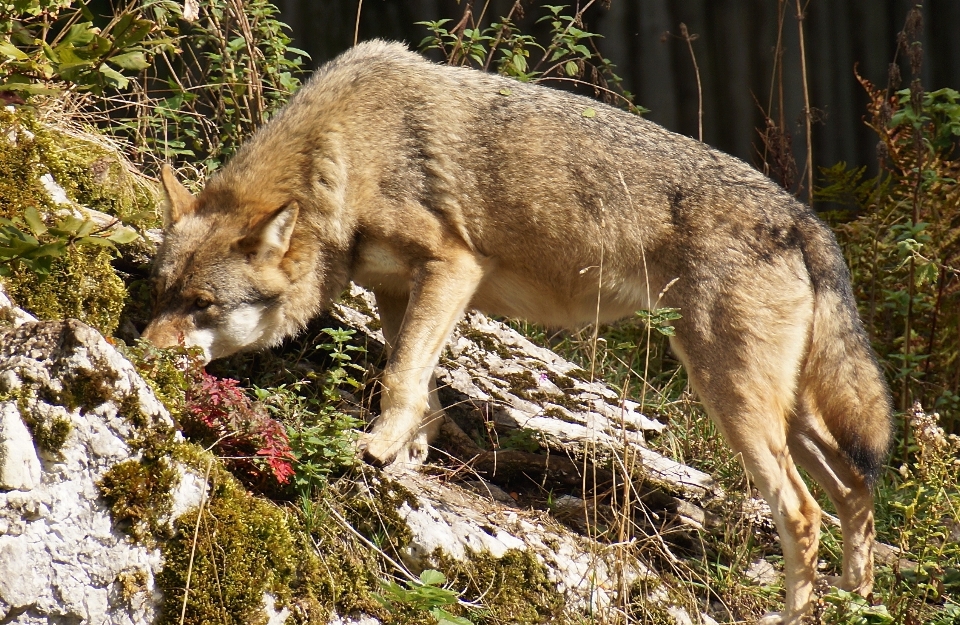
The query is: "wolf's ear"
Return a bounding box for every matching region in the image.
[160,164,196,228]
[238,202,299,264]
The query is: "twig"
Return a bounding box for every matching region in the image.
[761,0,788,174]
[535,76,635,109]
[179,458,214,625]
[795,0,813,207]
[590,198,605,383]
[532,0,599,74]
[482,0,522,72]
[353,0,363,46]
[678,24,702,142]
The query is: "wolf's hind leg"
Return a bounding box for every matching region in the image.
[710,397,821,624]
[669,286,820,624]
[787,403,876,595]
[361,247,484,466]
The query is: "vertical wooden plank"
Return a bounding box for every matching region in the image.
[710,0,754,160]
[635,0,679,131]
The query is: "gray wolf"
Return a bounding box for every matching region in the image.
[143,40,892,624]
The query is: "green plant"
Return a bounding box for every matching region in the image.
[870,405,960,624]
[816,27,959,436]
[2,0,307,176]
[0,205,136,281]
[0,0,164,94]
[496,427,543,453]
[635,306,683,337]
[417,2,643,112]
[124,0,307,172]
[253,327,365,496]
[819,587,893,625]
[375,569,471,625]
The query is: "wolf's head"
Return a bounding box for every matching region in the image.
[142,166,311,363]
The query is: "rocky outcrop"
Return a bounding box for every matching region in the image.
[0,312,174,623]
[0,281,720,624]
[335,287,717,517]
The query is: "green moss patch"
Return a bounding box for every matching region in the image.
[158,467,303,625]
[0,108,157,224]
[119,341,204,424]
[437,548,567,624]
[0,106,158,335]
[4,244,128,335]
[9,389,72,454]
[99,457,177,543]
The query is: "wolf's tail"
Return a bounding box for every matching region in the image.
[797,213,893,485]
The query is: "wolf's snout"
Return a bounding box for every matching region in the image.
[140,321,174,347]
[141,318,190,352]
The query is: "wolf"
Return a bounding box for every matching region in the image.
[143,40,892,623]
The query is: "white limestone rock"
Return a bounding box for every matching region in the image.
[0,403,42,491]
[334,285,714,498]
[0,315,184,625]
[389,469,658,615]
[0,282,37,328]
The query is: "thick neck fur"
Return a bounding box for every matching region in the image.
[196,121,356,344]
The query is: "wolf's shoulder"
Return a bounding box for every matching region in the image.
[335,39,424,66]
[310,39,427,81]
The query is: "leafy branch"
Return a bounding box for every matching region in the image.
[0,205,137,281]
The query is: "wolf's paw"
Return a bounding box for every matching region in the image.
[820,573,869,594]
[358,431,406,467]
[358,433,428,468]
[757,611,809,625]
[358,421,430,468]
[360,410,443,468]
[389,428,431,467]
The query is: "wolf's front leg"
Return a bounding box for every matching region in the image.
[371,289,447,465]
[360,248,485,466]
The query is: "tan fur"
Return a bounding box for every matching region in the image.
[143,40,892,623]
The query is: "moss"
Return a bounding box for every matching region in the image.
[61,368,119,412]
[564,367,590,383]
[501,370,539,400]
[495,369,590,415]
[543,371,577,391]
[157,470,303,625]
[436,548,568,624]
[461,326,514,359]
[498,428,544,453]
[97,435,323,625]
[119,341,204,423]
[118,391,149,428]
[116,569,151,603]
[4,245,128,335]
[0,107,158,224]
[543,406,569,421]
[624,576,694,623]
[13,389,72,454]
[343,473,419,552]
[303,514,389,620]
[32,415,72,452]
[99,457,177,543]
[0,106,159,335]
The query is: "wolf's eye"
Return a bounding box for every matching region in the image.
[195,297,212,310]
